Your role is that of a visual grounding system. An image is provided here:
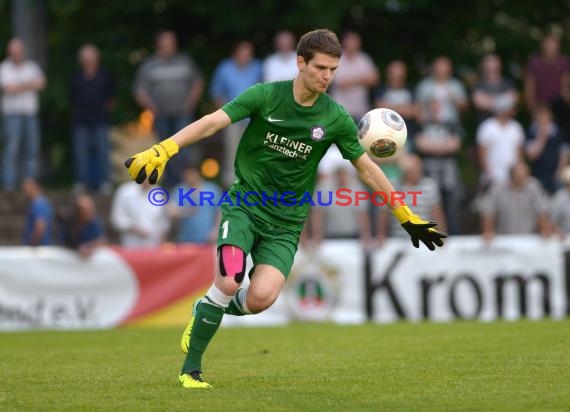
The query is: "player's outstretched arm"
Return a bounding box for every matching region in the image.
[124,110,231,184]
[351,153,447,251]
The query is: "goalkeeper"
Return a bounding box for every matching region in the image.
[125,29,446,389]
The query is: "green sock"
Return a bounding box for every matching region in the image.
[225,288,249,316]
[181,301,225,373]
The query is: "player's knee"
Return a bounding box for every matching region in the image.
[215,276,240,296]
[218,245,246,284]
[246,288,278,314]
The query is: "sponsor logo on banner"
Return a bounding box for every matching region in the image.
[287,260,338,321]
[366,236,567,322]
[287,241,366,323]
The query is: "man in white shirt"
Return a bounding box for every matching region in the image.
[0,38,45,191]
[110,180,171,247]
[262,30,298,83]
[476,103,524,186]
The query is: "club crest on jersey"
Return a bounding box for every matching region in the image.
[310,125,326,141]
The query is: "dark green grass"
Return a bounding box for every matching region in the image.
[1,321,569,412]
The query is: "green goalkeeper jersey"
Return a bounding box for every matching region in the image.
[222,80,365,227]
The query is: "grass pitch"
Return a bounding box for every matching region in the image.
[0,321,569,411]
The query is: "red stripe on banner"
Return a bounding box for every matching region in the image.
[112,244,215,323]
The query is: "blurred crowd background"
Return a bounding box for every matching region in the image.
[1,0,570,253]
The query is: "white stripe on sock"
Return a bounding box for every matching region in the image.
[204,284,233,309]
[237,288,252,314]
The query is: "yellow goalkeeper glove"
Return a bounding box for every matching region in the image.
[124,138,179,184]
[392,205,447,251]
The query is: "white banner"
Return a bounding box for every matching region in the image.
[369,236,567,322]
[0,237,567,330]
[287,240,365,324]
[0,247,138,330]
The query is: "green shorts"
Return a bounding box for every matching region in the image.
[216,205,302,279]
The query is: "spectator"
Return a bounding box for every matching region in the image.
[476,102,524,187]
[374,60,419,142]
[310,166,372,247]
[550,74,570,145]
[525,105,569,194]
[330,30,379,121]
[472,53,518,126]
[524,35,570,112]
[551,166,570,236]
[169,164,221,244]
[134,30,205,188]
[71,44,115,194]
[210,40,262,187]
[416,56,468,129]
[370,60,415,184]
[22,178,53,246]
[480,161,551,242]
[59,194,106,258]
[110,179,170,247]
[262,30,298,82]
[0,38,46,191]
[317,144,355,183]
[414,99,463,234]
[377,155,446,242]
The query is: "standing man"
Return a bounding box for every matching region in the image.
[415,56,468,129]
[471,53,518,127]
[134,30,204,188]
[125,29,446,389]
[262,30,298,82]
[71,44,115,194]
[0,38,45,191]
[330,30,379,122]
[209,40,262,187]
[525,35,570,112]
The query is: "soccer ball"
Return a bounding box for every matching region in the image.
[357,108,407,158]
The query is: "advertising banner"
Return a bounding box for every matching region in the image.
[0,245,214,330]
[0,236,567,330]
[367,236,567,323]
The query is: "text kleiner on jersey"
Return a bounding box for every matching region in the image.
[221,80,365,226]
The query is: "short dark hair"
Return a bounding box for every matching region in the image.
[296,29,342,63]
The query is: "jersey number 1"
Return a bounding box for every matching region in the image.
[221,220,229,239]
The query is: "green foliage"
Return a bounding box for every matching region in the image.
[0,1,10,40]
[3,0,570,185]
